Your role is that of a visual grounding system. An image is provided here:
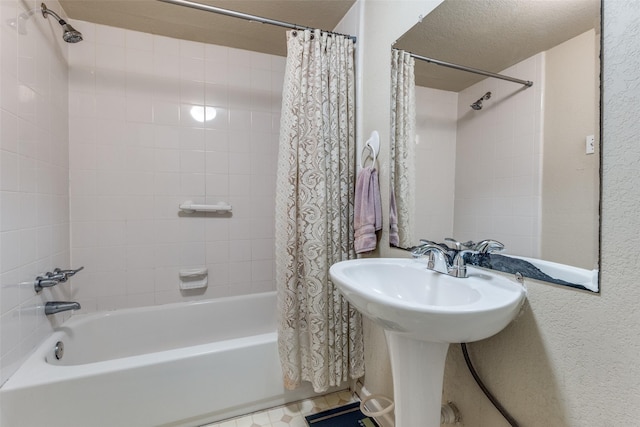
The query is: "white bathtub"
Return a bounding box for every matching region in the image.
[0,292,326,427]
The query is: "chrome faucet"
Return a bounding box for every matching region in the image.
[53,266,84,278]
[411,238,504,278]
[44,301,81,315]
[34,266,84,292]
[474,239,505,254]
[411,240,469,278]
[34,274,65,292]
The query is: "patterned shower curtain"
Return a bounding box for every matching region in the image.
[275,29,364,393]
[390,49,416,249]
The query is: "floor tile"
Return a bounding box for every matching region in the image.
[200,390,355,427]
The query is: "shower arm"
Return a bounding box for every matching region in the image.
[41,3,65,24]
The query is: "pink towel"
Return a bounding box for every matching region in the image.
[354,166,382,253]
[389,186,399,247]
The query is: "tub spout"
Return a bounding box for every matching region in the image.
[45,301,81,315]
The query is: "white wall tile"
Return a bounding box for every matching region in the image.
[153,101,181,126]
[180,81,205,105]
[153,53,181,79]
[126,96,153,123]
[0,0,70,385]
[180,57,205,82]
[180,40,205,59]
[95,44,125,71]
[126,30,153,51]
[64,23,283,319]
[154,172,181,195]
[205,60,229,85]
[228,131,251,153]
[452,53,543,258]
[180,173,205,195]
[95,24,125,47]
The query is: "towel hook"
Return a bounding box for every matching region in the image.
[360,144,377,169]
[360,130,380,169]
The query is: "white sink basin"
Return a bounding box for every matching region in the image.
[329,257,526,343]
[329,258,526,427]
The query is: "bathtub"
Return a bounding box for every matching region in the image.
[0,292,328,427]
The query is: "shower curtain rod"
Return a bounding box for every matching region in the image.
[406,51,533,88]
[157,0,357,42]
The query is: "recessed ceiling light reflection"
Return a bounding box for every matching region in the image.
[190,106,217,122]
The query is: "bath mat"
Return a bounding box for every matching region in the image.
[305,401,380,427]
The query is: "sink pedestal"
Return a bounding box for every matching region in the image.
[386,332,449,427]
[330,258,526,426]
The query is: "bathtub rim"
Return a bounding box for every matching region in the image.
[1,291,279,391]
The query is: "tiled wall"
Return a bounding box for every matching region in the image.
[411,54,542,256]
[454,54,543,257]
[413,86,457,242]
[68,22,285,312]
[0,0,71,384]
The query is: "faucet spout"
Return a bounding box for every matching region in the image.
[411,242,452,274]
[44,301,81,315]
[412,239,476,278]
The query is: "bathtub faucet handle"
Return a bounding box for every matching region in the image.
[53,266,84,279]
[34,274,65,292]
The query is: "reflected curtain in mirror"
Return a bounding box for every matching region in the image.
[275,29,364,393]
[390,49,416,249]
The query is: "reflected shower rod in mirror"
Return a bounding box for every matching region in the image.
[156,0,357,42]
[402,50,533,88]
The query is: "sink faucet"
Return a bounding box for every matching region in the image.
[411,238,503,278]
[44,301,81,315]
[411,240,471,278]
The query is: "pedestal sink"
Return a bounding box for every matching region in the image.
[329,258,526,427]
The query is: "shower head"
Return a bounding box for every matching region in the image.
[470,91,492,111]
[41,3,83,43]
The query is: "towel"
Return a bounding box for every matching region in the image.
[389,186,399,247]
[354,166,382,253]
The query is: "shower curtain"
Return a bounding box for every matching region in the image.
[275,29,364,393]
[390,49,416,249]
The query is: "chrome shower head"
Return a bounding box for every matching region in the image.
[41,2,83,43]
[61,23,83,43]
[470,91,491,111]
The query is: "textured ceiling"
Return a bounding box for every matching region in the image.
[396,0,600,91]
[58,0,357,57]
[59,0,600,91]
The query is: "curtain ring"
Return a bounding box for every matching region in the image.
[292,30,297,37]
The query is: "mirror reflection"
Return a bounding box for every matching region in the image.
[390,0,601,291]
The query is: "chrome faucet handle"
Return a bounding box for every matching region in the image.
[413,240,447,257]
[34,274,64,292]
[419,239,438,245]
[419,239,451,251]
[53,266,84,278]
[444,238,475,250]
[451,249,477,278]
[474,240,504,254]
[45,272,68,282]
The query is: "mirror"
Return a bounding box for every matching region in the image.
[390,0,601,292]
